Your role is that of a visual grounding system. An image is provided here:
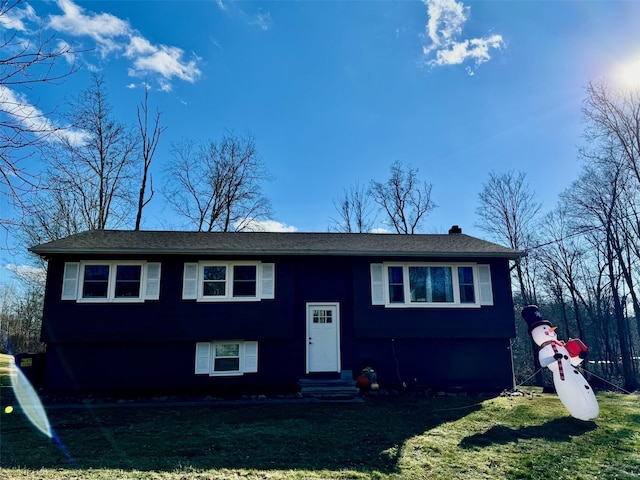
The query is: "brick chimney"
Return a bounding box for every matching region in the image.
[448,225,462,234]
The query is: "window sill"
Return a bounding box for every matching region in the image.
[194,297,262,303]
[382,302,483,309]
[76,298,146,303]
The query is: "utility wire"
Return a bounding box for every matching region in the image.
[524,207,640,253]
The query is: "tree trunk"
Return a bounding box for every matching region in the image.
[607,246,638,391]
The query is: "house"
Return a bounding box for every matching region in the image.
[29,227,524,396]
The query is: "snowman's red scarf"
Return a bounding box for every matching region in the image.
[549,343,565,381]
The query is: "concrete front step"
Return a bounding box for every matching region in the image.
[298,386,360,399]
[298,371,359,399]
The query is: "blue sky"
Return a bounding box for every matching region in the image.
[2,0,640,278]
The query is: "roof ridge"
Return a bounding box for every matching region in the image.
[29,229,524,259]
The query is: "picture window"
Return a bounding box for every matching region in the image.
[372,263,492,308]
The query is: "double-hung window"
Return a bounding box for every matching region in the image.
[82,264,111,298]
[194,341,258,376]
[370,263,493,307]
[201,264,257,298]
[183,261,274,301]
[202,265,228,297]
[61,261,161,302]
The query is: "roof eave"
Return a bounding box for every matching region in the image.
[29,247,526,259]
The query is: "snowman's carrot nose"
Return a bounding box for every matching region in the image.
[549,326,557,333]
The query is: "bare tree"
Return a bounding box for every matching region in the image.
[573,80,640,390]
[476,170,542,385]
[0,0,78,228]
[0,261,46,354]
[476,171,540,251]
[476,170,541,305]
[164,133,272,232]
[40,74,139,230]
[329,182,374,233]
[562,162,638,391]
[21,187,84,246]
[537,206,589,340]
[581,81,640,334]
[369,161,435,234]
[134,85,166,230]
[0,282,45,353]
[582,81,640,184]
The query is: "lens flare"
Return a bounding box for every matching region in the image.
[2,346,75,466]
[614,57,640,88]
[0,353,52,438]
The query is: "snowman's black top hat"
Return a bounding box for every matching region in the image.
[521,305,551,333]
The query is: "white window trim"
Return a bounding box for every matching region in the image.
[372,262,493,308]
[62,261,161,303]
[183,261,274,302]
[194,340,258,376]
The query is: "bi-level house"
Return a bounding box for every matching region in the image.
[29,227,523,396]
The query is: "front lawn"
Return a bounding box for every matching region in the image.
[1,389,638,479]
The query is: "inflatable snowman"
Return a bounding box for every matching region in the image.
[521,305,599,421]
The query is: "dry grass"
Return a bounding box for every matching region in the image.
[1,388,639,479]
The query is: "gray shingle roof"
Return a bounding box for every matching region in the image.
[29,230,524,259]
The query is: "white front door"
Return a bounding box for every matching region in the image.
[306,302,340,373]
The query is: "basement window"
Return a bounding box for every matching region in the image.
[194,341,258,376]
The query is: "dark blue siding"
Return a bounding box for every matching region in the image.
[352,258,516,339]
[344,338,513,391]
[44,341,303,395]
[40,254,516,394]
[43,259,295,343]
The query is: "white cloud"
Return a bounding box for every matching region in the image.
[56,39,76,65]
[51,126,90,146]
[0,2,38,32]
[5,264,46,285]
[157,79,173,93]
[424,0,466,50]
[126,42,201,83]
[430,34,504,67]
[0,85,89,146]
[213,1,273,32]
[0,86,53,133]
[422,0,504,72]
[47,0,201,85]
[240,219,298,232]
[251,12,273,31]
[48,0,129,57]
[125,35,156,57]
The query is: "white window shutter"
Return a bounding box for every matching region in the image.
[478,265,494,306]
[183,263,199,300]
[261,263,275,299]
[370,264,385,305]
[243,341,258,373]
[144,263,161,300]
[61,262,80,300]
[195,342,212,374]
